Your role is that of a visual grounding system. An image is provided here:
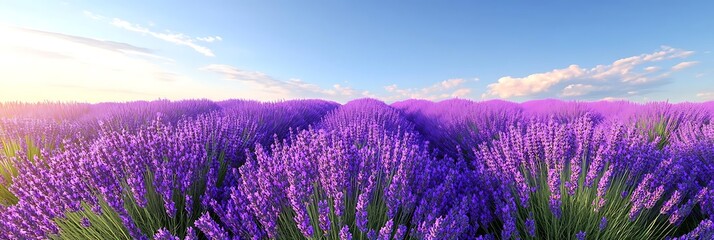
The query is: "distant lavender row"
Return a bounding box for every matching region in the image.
[1,98,713,239]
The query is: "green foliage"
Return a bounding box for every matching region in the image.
[637,116,672,150]
[506,162,692,240]
[52,169,202,240]
[1,136,42,206]
[276,171,413,240]
[124,169,204,238]
[52,147,228,240]
[53,201,132,240]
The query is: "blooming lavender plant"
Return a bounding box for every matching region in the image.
[0,100,336,239]
[1,99,712,240]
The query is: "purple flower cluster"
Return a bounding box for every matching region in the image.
[0,99,336,239]
[393,99,522,159]
[1,98,714,239]
[200,99,453,238]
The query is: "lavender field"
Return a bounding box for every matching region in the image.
[1,99,714,240]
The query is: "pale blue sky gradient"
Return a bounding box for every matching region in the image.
[1,1,712,103]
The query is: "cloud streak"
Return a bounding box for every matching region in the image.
[201,64,475,102]
[672,61,699,71]
[201,64,361,101]
[696,92,714,100]
[486,46,695,100]
[111,18,217,57]
[16,27,153,55]
[196,36,222,42]
[382,78,472,101]
[561,84,604,97]
[0,25,235,103]
[83,10,105,20]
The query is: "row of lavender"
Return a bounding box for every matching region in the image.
[1,99,714,239]
[394,99,714,239]
[0,99,340,239]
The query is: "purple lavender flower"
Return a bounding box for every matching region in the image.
[548,167,562,219]
[318,200,331,234]
[474,234,496,240]
[576,231,586,240]
[339,225,352,240]
[355,198,369,232]
[629,174,654,220]
[567,115,594,195]
[80,217,91,228]
[184,227,197,240]
[669,199,695,226]
[194,212,229,240]
[678,218,713,239]
[152,228,179,240]
[600,217,608,231]
[379,219,393,240]
[594,165,614,212]
[367,229,377,240]
[526,217,536,237]
[645,185,665,209]
[394,224,407,240]
[660,190,682,215]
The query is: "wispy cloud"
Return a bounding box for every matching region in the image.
[671,61,699,71]
[111,18,217,57]
[201,64,361,101]
[16,26,176,63]
[196,36,222,42]
[382,78,472,101]
[696,92,714,100]
[83,10,105,20]
[601,96,628,101]
[0,25,230,102]
[644,66,659,72]
[486,46,695,100]
[83,11,221,57]
[201,65,474,102]
[561,84,604,97]
[19,27,153,54]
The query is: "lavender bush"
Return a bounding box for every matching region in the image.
[1,98,713,239]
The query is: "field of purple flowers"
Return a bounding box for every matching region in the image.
[1,98,713,239]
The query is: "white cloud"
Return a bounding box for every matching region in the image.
[381,78,472,101]
[671,61,699,71]
[201,67,473,102]
[488,64,585,98]
[561,84,604,97]
[439,78,465,88]
[486,46,695,99]
[451,88,472,98]
[384,84,399,92]
[83,10,105,20]
[110,18,216,57]
[0,25,245,103]
[644,66,659,72]
[201,64,358,101]
[361,91,377,98]
[601,97,627,101]
[696,92,714,100]
[196,36,222,42]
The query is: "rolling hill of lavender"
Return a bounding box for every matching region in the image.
[1,98,714,240]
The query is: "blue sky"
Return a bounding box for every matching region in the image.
[1,1,713,103]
